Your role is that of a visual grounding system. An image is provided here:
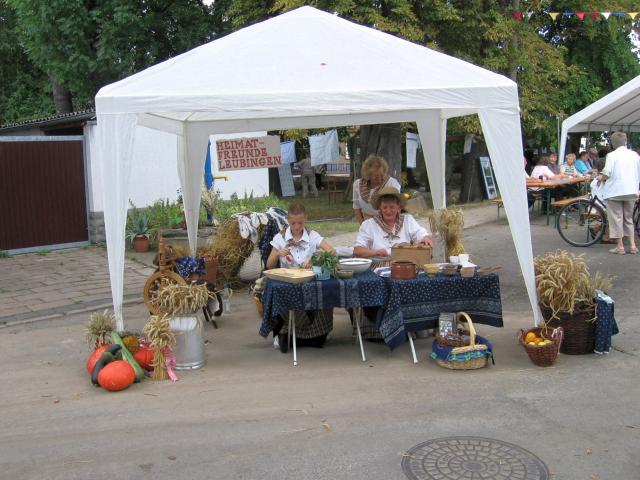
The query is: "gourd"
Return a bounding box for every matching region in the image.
[110,332,146,382]
[86,344,109,376]
[133,347,155,370]
[97,360,136,391]
[90,344,122,385]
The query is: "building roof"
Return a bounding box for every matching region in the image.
[0,110,96,133]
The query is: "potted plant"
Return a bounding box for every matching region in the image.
[126,204,151,252]
[311,250,339,280]
[534,250,614,354]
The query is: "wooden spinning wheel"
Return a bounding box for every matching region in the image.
[143,233,186,315]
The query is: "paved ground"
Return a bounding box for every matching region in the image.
[1,203,639,480]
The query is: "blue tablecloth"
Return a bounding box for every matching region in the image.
[259,271,503,349]
[379,273,503,349]
[259,270,386,338]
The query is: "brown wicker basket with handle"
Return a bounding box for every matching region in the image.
[434,312,490,370]
[518,326,563,367]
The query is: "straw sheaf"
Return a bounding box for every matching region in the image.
[429,207,465,256]
[204,218,258,279]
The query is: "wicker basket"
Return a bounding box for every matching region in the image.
[518,326,563,367]
[432,312,492,370]
[541,304,595,355]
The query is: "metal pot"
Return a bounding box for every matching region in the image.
[170,315,205,370]
[391,261,417,280]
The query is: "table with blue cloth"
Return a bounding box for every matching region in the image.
[259,270,503,364]
[379,273,503,350]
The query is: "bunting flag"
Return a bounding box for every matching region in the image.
[513,11,639,22]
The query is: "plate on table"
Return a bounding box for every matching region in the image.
[264,268,315,284]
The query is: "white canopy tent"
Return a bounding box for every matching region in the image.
[560,74,640,157]
[96,6,540,330]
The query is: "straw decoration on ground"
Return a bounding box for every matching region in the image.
[143,314,176,381]
[151,283,211,316]
[86,310,115,348]
[429,207,465,256]
[205,218,257,279]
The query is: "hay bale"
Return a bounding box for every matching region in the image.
[205,218,256,279]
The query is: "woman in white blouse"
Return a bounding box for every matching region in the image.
[352,155,401,224]
[354,186,434,258]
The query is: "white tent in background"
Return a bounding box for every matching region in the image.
[96,6,539,330]
[560,75,640,157]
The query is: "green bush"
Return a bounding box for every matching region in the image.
[215,193,288,221]
[145,199,184,229]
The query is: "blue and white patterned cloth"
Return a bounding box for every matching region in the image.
[379,273,503,349]
[259,271,503,349]
[259,270,386,338]
[594,290,618,354]
[175,256,205,277]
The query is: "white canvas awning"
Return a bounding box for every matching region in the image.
[95,6,539,329]
[560,74,640,156]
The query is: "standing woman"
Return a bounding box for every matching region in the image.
[598,132,640,255]
[352,155,401,224]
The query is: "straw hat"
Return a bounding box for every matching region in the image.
[372,186,406,209]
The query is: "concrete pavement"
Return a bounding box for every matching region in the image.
[1,202,639,479]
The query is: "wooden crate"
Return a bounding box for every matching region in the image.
[391,245,432,264]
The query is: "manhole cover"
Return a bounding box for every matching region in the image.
[402,436,549,480]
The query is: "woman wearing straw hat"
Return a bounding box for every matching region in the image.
[352,155,401,223]
[351,186,434,339]
[354,186,434,260]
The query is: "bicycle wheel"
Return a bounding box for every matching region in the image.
[556,199,606,247]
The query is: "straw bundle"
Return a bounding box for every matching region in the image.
[205,218,257,279]
[86,310,115,348]
[143,314,176,381]
[152,283,211,316]
[429,207,465,256]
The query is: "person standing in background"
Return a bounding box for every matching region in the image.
[598,131,640,255]
[295,156,318,198]
[352,155,401,224]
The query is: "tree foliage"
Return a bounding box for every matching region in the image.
[1,0,638,152]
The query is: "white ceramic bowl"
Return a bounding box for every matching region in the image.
[339,258,373,274]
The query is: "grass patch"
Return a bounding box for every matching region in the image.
[36,250,49,256]
[293,191,354,221]
[0,251,9,259]
[307,221,360,237]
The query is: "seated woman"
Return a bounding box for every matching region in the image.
[531,156,568,181]
[266,202,336,353]
[352,187,434,339]
[560,153,582,177]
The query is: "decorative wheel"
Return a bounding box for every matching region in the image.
[143,271,187,315]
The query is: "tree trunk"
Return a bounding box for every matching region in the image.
[49,75,73,114]
[509,0,521,81]
[358,124,402,180]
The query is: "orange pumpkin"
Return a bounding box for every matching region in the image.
[133,347,155,370]
[86,345,110,376]
[97,360,135,391]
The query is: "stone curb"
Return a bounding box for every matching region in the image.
[0,295,142,329]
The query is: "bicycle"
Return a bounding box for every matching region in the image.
[556,194,640,247]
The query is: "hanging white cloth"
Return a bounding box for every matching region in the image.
[406,132,420,169]
[309,129,339,166]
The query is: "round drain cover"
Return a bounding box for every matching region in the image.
[402,436,549,480]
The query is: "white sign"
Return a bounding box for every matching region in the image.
[216,135,281,171]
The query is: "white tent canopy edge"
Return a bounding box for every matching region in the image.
[95,6,540,330]
[560,74,640,157]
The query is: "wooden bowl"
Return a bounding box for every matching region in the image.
[423,263,441,276]
[336,270,354,279]
[391,261,417,280]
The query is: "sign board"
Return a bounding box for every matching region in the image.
[216,135,281,171]
[479,157,498,200]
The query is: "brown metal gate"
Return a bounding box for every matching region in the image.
[0,138,88,251]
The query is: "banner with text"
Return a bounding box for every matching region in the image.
[216,135,281,171]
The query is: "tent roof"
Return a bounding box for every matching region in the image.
[96,6,518,121]
[562,75,640,134]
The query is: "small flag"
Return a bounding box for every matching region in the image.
[589,12,601,21]
[549,12,559,21]
[576,12,585,20]
[630,12,639,20]
[602,12,611,20]
[513,11,523,21]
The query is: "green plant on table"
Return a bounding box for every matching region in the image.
[311,250,339,276]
